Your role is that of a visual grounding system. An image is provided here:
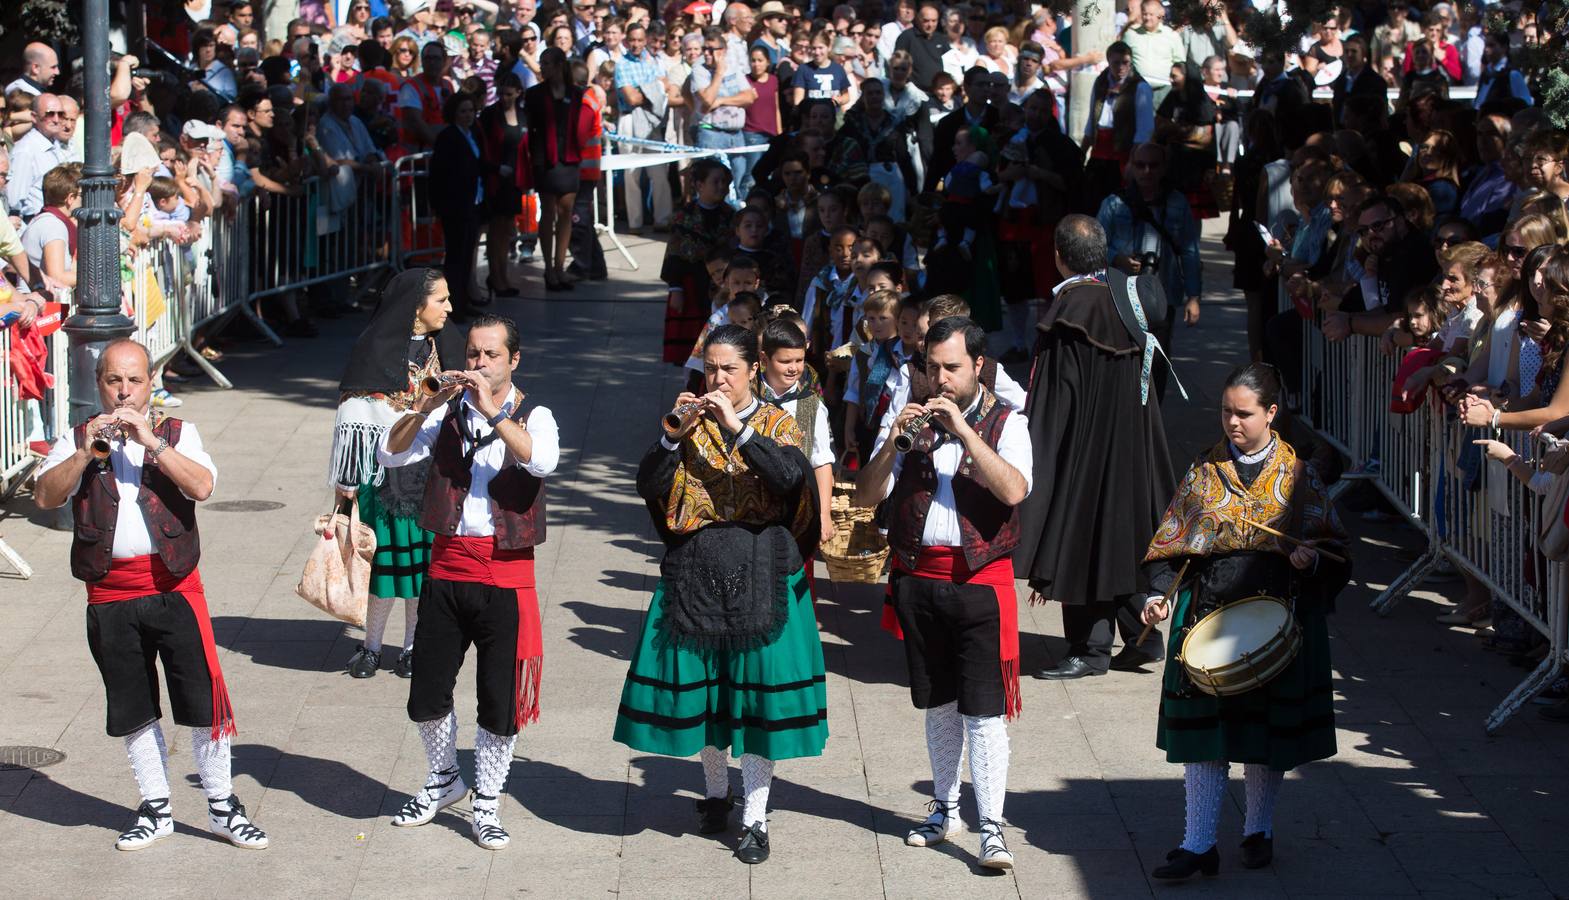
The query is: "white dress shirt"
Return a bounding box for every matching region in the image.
[378,388,560,538]
[877,360,1027,437]
[7,128,69,218]
[870,391,1033,547]
[760,378,834,468]
[37,420,218,559]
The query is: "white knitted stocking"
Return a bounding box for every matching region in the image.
[925,701,964,807]
[740,753,774,831]
[1243,764,1284,838]
[699,745,730,799]
[964,714,1009,824]
[124,722,170,803]
[1181,761,1228,853]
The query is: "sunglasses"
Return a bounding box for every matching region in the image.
[1502,243,1529,259]
[1357,216,1394,236]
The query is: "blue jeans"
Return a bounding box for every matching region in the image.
[737,130,770,200]
[695,126,747,207]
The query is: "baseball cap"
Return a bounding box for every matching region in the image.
[684,1,713,15]
[404,0,430,14]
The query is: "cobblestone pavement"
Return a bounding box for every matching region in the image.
[1,224,1566,899]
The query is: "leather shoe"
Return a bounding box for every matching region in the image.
[1240,832,1273,869]
[1151,845,1219,880]
[1033,657,1104,680]
[695,796,733,834]
[1109,645,1162,672]
[734,822,770,864]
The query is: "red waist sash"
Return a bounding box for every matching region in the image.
[430,535,544,728]
[87,555,236,739]
[1090,127,1127,162]
[886,546,1021,719]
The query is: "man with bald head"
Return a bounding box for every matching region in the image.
[6,92,70,218]
[34,339,269,853]
[4,42,59,96]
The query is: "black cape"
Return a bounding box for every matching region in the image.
[339,267,465,395]
[1013,280,1176,604]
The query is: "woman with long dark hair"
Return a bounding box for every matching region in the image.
[429,91,493,320]
[331,268,463,679]
[525,47,592,291]
[479,72,532,299]
[614,324,825,865]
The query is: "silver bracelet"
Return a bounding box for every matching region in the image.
[148,437,168,464]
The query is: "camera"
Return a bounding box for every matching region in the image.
[1138,251,1161,273]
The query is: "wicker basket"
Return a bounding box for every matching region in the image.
[820,473,890,583]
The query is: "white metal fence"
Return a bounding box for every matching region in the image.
[0,158,422,576]
[1297,323,1569,734]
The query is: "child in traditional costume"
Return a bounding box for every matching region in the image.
[1140,363,1350,880]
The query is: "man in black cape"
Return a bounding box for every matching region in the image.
[1014,214,1177,678]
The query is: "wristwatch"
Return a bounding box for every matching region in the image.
[148,437,168,464]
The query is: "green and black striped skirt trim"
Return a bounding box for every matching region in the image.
[1155,589,1337,771]
[612,566,829,762]
[358,482,431,601]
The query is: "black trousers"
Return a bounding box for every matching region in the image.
[86,592,214,737]
[891,572,1006,717]
[1060,594,1162,674]
[407,576,522,737]
[439,205,482,317]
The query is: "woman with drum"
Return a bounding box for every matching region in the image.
[1138,363,1350,880]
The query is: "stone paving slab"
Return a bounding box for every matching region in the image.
[0,226,1566,898]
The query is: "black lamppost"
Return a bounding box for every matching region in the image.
[63,0,135,425]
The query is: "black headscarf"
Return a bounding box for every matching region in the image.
[338,267,465,394]
[1159,61,1217,127]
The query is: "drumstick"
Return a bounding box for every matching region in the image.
[1240,517,1348,563]
[1135,559,1190,649]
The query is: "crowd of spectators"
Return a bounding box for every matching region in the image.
[0,0,1567,710]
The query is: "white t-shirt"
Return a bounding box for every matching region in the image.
[37,419,218,559]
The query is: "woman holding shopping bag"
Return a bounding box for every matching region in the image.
[330,268,463,680]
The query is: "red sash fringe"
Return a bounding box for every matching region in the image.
[887,547,1022,720]
[429,536,544,728]
[87,556,236,740]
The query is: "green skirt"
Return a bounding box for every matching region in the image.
[612,566,829,761]
[358,482,431,600]
[1155,589,1336,771]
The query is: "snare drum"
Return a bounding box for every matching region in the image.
[1177,595,1302,697]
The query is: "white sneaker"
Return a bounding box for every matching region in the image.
[905,799,961,847]
[978,819,1014,870]
[391,767,467,827]
[208,794,269,849]
[471,794,510,850]
[116,799,173,851]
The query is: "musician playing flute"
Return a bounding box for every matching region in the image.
[1138,364,1349,881]
[854,316,1033,871]
[33,339,268,851]
[613,324,826,866]
[332,268,463,680]
[378,314,560,851]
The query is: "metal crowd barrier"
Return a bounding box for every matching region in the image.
[1,159,409,577]
[1297,326,1568,734]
